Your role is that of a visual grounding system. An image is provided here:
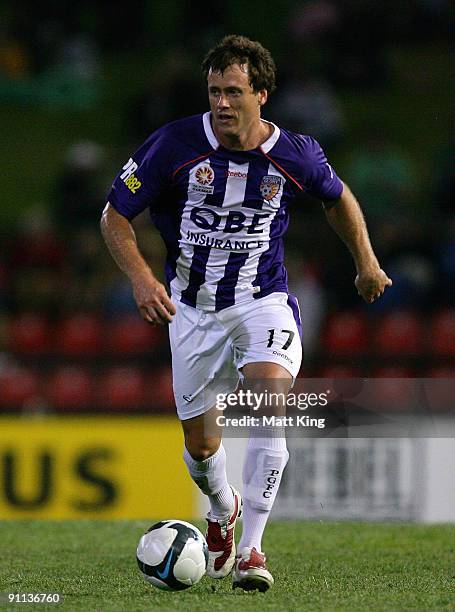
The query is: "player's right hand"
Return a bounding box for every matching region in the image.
[355,267,392,304]
[132,277,176,325]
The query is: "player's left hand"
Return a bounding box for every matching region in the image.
[355,268,392,303]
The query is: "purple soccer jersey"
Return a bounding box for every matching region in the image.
[107,112,343,311]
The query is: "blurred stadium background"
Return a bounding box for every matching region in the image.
[0,1,454,522]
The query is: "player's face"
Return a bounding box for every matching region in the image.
[207,63,267,142]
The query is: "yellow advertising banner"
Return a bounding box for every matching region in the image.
[0,417,194,519]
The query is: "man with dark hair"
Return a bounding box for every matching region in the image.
[101,34,391,591]
[202,34,277,94]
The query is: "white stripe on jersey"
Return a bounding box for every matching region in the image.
[224,160,248,207]
[233,162,285,304]
[171,244,193,292]
[198,249,231,306]
[195,161,249,308]
[171,159,212,300]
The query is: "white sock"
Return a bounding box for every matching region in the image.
[238,429,288,552]
[183,443,234,520]
[237,505,269,552]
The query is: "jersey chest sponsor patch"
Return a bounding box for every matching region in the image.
[190,164,215,194]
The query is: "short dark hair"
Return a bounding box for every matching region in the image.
[202,35,276,94]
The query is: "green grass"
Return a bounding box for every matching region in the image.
[0,520,453,611]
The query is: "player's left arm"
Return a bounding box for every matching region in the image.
[323,182,392,303]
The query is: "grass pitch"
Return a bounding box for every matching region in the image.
[0,520,453,611]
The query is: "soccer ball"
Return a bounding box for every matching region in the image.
[136,520,208,591]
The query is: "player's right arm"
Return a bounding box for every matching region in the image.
[100,203,175,324]
[296,135,391,303]
[322,184,392,303]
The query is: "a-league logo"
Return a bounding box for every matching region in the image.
[260,175,282,201]
[195,165,214,185]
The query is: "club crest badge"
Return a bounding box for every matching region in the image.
[260,175,282,201]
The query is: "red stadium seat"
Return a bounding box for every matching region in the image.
[317,365,363,378]
[47,366,93,410]
[56,313,103,357]
[423,373,453,414]
[105,314,164,355]
[428,310,455,357]
[311,366,364,405]
[0,316,7,352]
[368,377,416,413]
[372,366,416,378]
[148,366,175,412]
[0,364,40,408]
[369,367,417,412]
[97,366,147,410]
[373,311,424,357]
[322,311,369,357]
[8,314,51,354]
[427,366,455,378]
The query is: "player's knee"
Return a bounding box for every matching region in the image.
[187,448,213,461]
[184,439,220,461]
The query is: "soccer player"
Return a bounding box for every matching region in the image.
[101,35,392,591]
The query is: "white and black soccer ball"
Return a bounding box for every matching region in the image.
[136,520,208,591]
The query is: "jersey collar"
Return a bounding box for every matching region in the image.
[260,118,281,153]
[203,112,280,153]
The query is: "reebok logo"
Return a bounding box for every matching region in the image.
[272,350,293,364]
[226,170,247,179]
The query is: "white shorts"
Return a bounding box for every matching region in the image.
[169,292,303,420]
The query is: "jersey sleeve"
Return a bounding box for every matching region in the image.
[300,136,343,201]
[107,128,174,220]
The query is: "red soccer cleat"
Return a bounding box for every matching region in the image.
[232,547,274,592]
[205,487,242,578]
